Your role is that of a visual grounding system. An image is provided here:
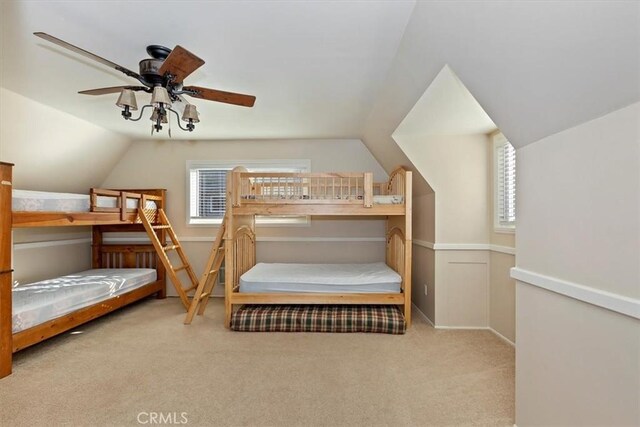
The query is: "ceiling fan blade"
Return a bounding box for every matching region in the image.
[78,86,148,95]
[183,86,256,107]
[34,32,142,80]
[158,45,205,83]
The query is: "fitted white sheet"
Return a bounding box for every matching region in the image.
[12,189,157,212]
[240,262,401,294]
[12,268,157,333]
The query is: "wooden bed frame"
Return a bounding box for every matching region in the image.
[224,166,412,328]
[0,162,167,379]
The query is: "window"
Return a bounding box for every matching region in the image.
[494,133,516,230]
[187,159,311,226]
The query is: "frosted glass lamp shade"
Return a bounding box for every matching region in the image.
[151,86,172,106]
[116,89,138,110]
[182,104,200,123]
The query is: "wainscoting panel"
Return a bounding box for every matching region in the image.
[436,250,490,327]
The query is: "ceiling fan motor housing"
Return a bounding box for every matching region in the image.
[139,58,164,84]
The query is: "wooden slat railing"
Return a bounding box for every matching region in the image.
[232,168,408,209]
[89,188,163,222]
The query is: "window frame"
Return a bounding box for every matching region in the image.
[186,159,311,227]
[493,133,516,233]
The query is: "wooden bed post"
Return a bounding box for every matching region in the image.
[404,171,412,327]
[224,170,237,328]
[92,227,103,268]
[225,167,256,328]
[0,162,14,378]
[385,168,413,328]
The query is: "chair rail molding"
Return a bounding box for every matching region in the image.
[512,267,640,320]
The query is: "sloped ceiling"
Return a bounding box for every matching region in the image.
[0,0,415,140]
[362,0,640,178]
[1,1,638,192]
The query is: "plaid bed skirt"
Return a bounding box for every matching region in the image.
[230,305,406,334]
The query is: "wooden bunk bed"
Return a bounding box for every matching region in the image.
[224,166,412,331]
[0,161,167,379]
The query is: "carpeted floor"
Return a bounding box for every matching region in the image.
[0,298,514,426]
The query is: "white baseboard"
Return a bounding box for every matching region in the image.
[434,325,489,330]
[432,324,515,347]
[488,327,515,347]
[411,303,434,326]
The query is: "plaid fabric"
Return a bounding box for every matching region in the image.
[231,305,406,334]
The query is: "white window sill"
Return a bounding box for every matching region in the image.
[494,226,516,234]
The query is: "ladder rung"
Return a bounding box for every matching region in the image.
[199,292,210,301]
[152,225,171,229]
[164,244,180,251]
[218,247,225,251]
[174,265,189,272]
[208,269,217,275]
[184,284,198,292]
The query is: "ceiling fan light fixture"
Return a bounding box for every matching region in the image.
[33,32,256,136]
[116,89,138,110]
[182,104,200,123]
[150,108,168,124]
[151,86,172,106]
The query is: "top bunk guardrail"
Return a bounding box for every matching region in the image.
[89,189,163,221]
[10,185,164,228]
[230,166,409,213]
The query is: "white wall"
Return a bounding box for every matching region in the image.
[435,250,490,327]
[515,102,640,425]
[412,193,436,321]
[1,87,132,284]
[487,135,516,342]
[102,138,389,296]
[395,133,490,244]
[393,129,494,328]
[0,88,131,192]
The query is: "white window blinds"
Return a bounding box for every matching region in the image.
[187,160,310,225]
[495,135,516,228]
[190,168,230,221]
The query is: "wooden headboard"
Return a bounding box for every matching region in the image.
[96,244,159,269]
[386,227,407,292]
[230,226,256,290]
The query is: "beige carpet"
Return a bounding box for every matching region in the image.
[0,298,514,426]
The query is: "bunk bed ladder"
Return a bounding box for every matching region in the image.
[139,209,199,310]
[184,216,226,324]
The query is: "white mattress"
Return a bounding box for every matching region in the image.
[373,195,404,204]
[239,262,401,294]
[12,268,157,333]
[12,189,157,212]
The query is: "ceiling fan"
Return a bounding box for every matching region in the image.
[33,32,256,135]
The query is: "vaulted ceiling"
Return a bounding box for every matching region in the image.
[362,0,640,177]
[1,0,638,167]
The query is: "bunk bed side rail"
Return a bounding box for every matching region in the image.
[89,188,164,222]
[232,171,375,207]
